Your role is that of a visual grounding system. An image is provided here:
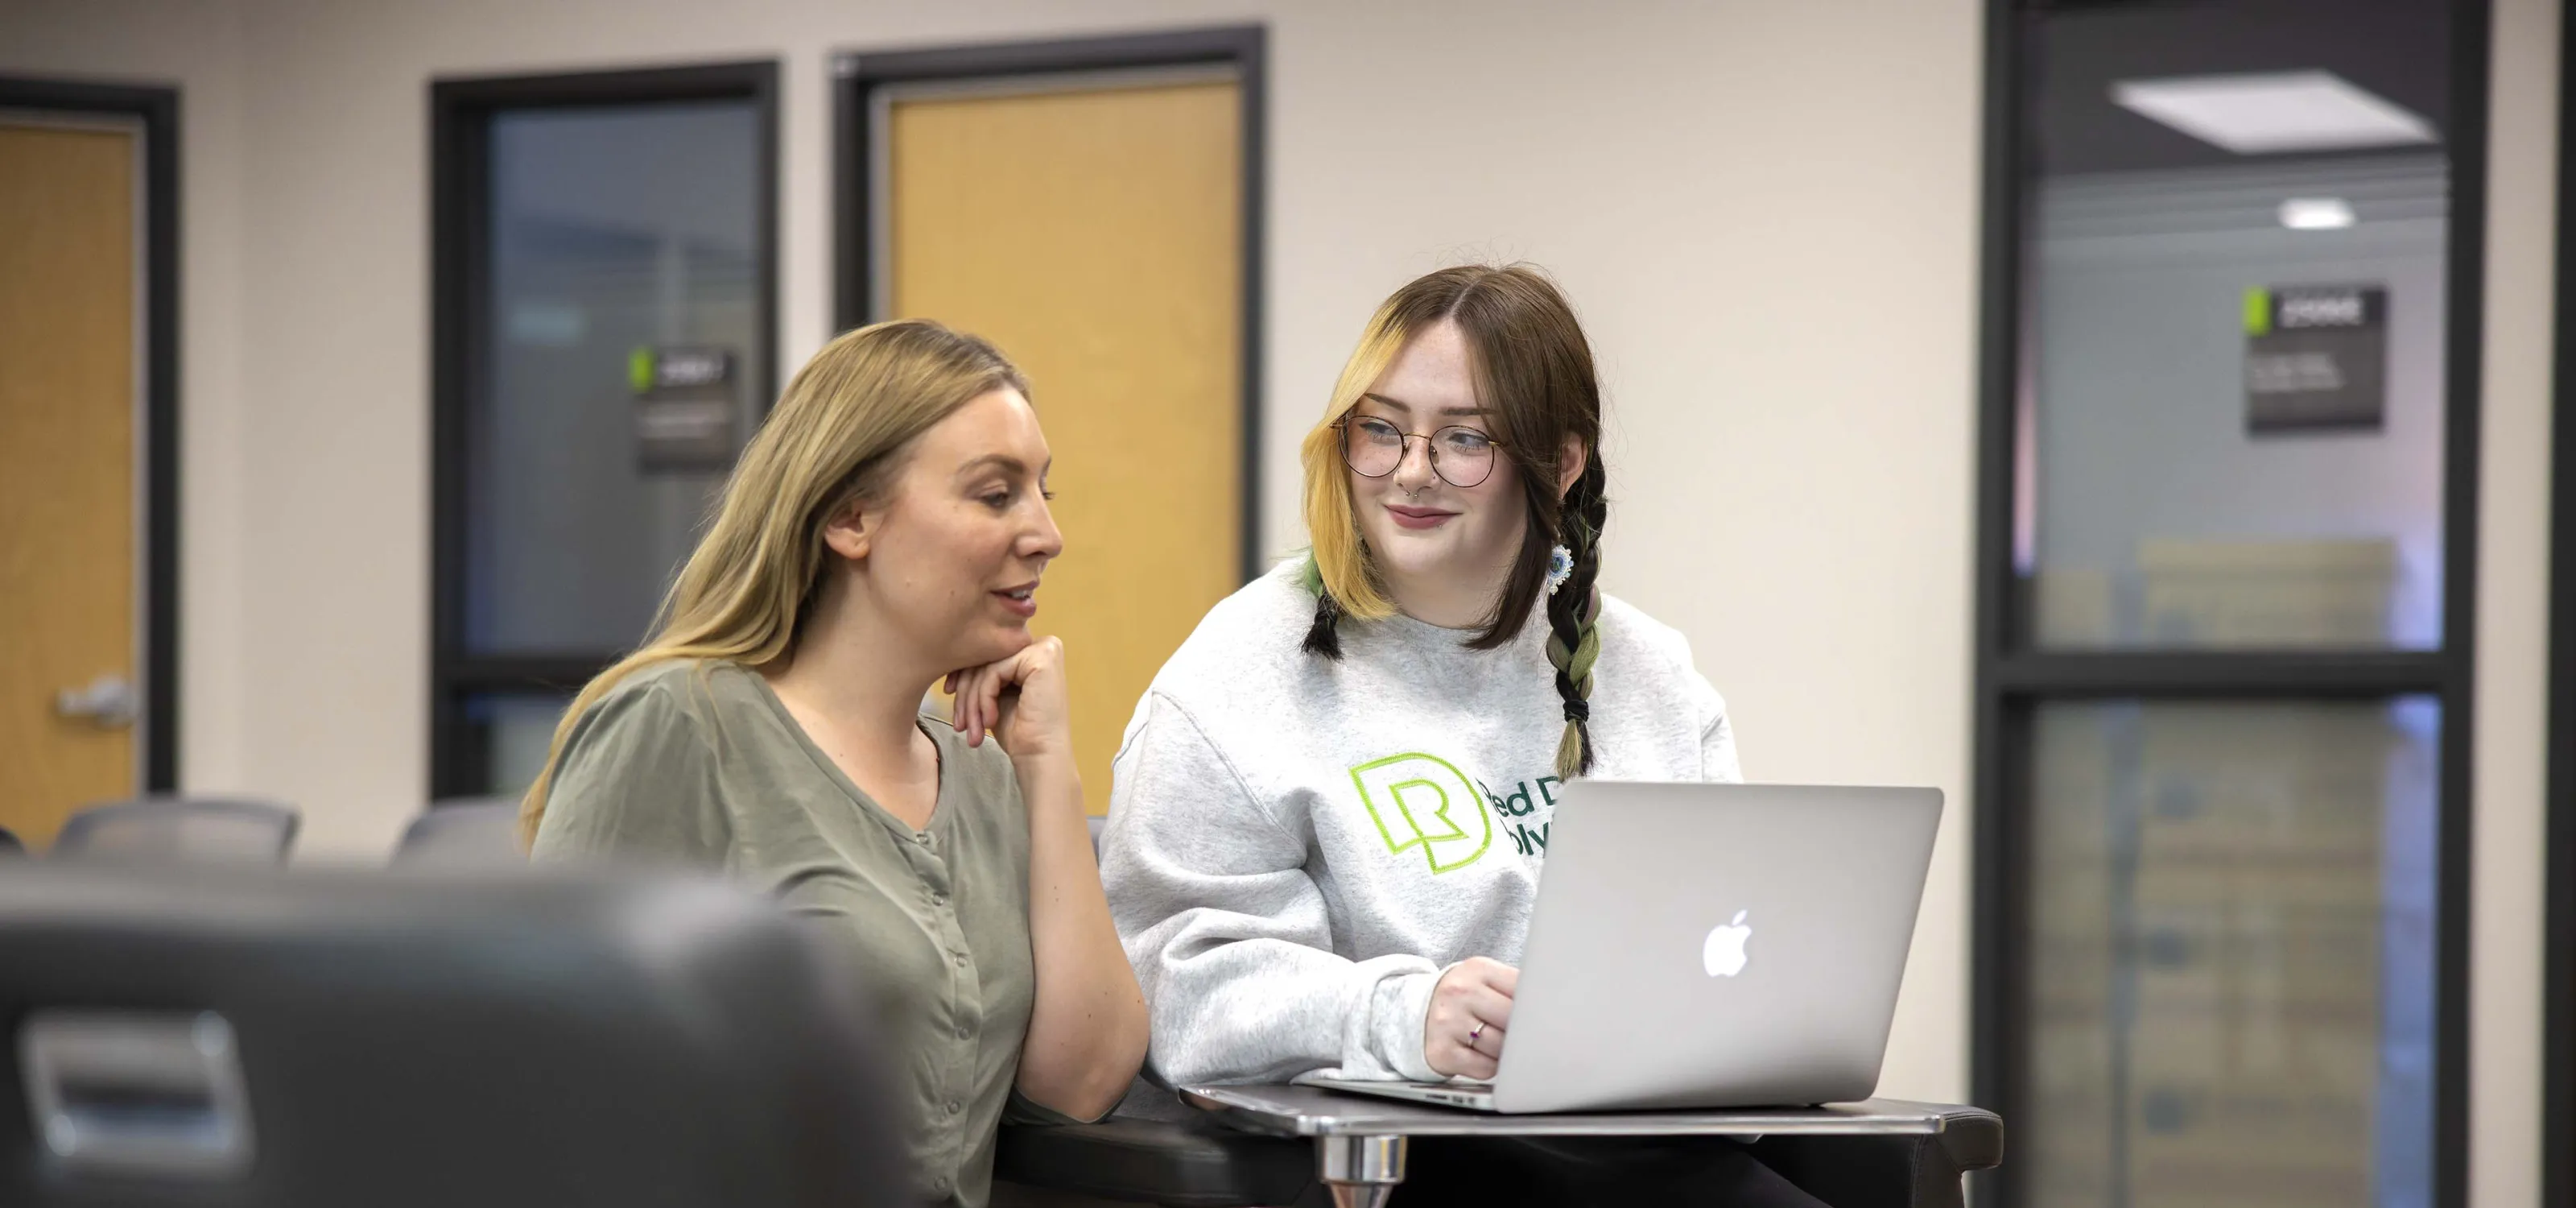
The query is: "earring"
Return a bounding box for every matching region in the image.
[1545,544,1575,595]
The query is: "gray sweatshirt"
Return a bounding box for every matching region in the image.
[1102,561,1741,1088]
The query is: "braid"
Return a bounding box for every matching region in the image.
[1298,553,1345,660]
[1545,465,1608,779]
[1302,590,1346,659]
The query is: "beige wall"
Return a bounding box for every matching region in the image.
[0,0,2557,1171]
[2473,1,2560,1206]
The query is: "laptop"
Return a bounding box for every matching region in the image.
[1298,781,1942,1114]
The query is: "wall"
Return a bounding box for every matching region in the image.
[2470,2,2560,1206]
[0,0,2552,1145]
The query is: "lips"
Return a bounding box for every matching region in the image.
[1385,505,1457,532]
[993,581,1038,618]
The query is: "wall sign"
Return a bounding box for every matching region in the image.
[2243,284,2387,435]
[630,345,737,471]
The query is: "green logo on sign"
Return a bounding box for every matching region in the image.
[1349,752,1492,875]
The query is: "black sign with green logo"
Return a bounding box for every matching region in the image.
[2243,284,2386,435]
[630,345,737,471]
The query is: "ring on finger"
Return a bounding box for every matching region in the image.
[1467,1022,1485,1047]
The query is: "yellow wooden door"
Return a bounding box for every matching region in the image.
[0,122,140,847]
[887,76,1241,817]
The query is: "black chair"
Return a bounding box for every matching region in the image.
[393,797,525,867]
[0,824,21,856]
[50,796,299,863]
[0,862,910,1207]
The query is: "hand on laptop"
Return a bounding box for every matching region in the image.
[1424,957,1517,1080]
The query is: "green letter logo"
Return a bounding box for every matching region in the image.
[1349,753,1492,875]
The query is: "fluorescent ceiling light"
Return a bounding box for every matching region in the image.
[2278,197,2356,230]
[2111,71,2437,155]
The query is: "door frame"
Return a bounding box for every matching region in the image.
[0,77,182,794]
[1965,3,2493,1207]
[427,60,780,799]
[830,26,1267,583]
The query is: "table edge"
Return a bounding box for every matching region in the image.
[1177,1086,1991,1139]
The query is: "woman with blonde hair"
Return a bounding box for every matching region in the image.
[526,319,1146,1208]
[1103,266,1819,1205]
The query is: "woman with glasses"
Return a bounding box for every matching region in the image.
[1101,267,1814,1205]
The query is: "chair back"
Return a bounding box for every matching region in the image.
[394,798,525,868]
[52,796,299,864]
[0,863,910,1207]
[0,825,20,856]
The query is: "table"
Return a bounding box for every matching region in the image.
[1179,1084,1996,1208]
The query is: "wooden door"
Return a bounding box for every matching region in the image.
[0,122,140,847]
[886,76,1243,817]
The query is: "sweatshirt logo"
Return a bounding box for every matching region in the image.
[1349,752,1493,875]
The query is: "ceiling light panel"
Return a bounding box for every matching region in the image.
[2111,71,2438,155]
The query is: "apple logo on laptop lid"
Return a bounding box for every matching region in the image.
[1703,910,1751,978]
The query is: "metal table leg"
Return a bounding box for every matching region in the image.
[1316,1133,1406,1208]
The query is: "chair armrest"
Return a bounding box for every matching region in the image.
[994,1115,1313,1207]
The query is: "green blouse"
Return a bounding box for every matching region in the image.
[530,659,1073,1208]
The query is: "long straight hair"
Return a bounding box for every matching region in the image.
[517,320,1027,844]
[1298,265,1609,778]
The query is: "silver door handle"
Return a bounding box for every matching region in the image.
[55,675,138,729]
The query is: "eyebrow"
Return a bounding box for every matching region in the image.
[1360,392,1487,419]
[954,453,1047,479]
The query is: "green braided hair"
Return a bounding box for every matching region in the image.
[1299,552,1345,658]
[1543,461,1608,780]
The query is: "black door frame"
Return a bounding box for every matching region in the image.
[1967,4,2492,1207]
[0,77,183,794]
[830,25,1267,584]
[427,60,778,800]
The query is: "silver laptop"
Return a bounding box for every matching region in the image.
[1299,781,1941,1114]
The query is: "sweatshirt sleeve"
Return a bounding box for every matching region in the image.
[1701,693,1744,784]
[1102,693,1443,1086]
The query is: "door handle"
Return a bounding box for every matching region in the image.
[55,675,138,729]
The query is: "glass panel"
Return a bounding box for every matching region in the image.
[460,693,574,802]
[2016,2,2454,649]
[465,101,759,654]
[2022,698,2438,1208]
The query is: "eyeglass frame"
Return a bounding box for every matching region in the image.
[1332,415,1509,489]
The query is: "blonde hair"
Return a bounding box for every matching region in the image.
[518,319,1028,844]
[1297,316,1410,623]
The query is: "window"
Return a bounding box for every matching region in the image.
[430,62,777,801]
[1971,3,2487,1206]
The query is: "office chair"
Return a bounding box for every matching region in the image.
[0,863,911,1208]
[393,797,525,867]
[0,824,21,856]
[50,795,299,863]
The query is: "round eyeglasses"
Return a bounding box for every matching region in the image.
[1336,416,1503,489]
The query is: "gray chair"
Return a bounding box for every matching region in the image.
[51,795,299,863]
[394,797,526,867]
[0,862,912,1207]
